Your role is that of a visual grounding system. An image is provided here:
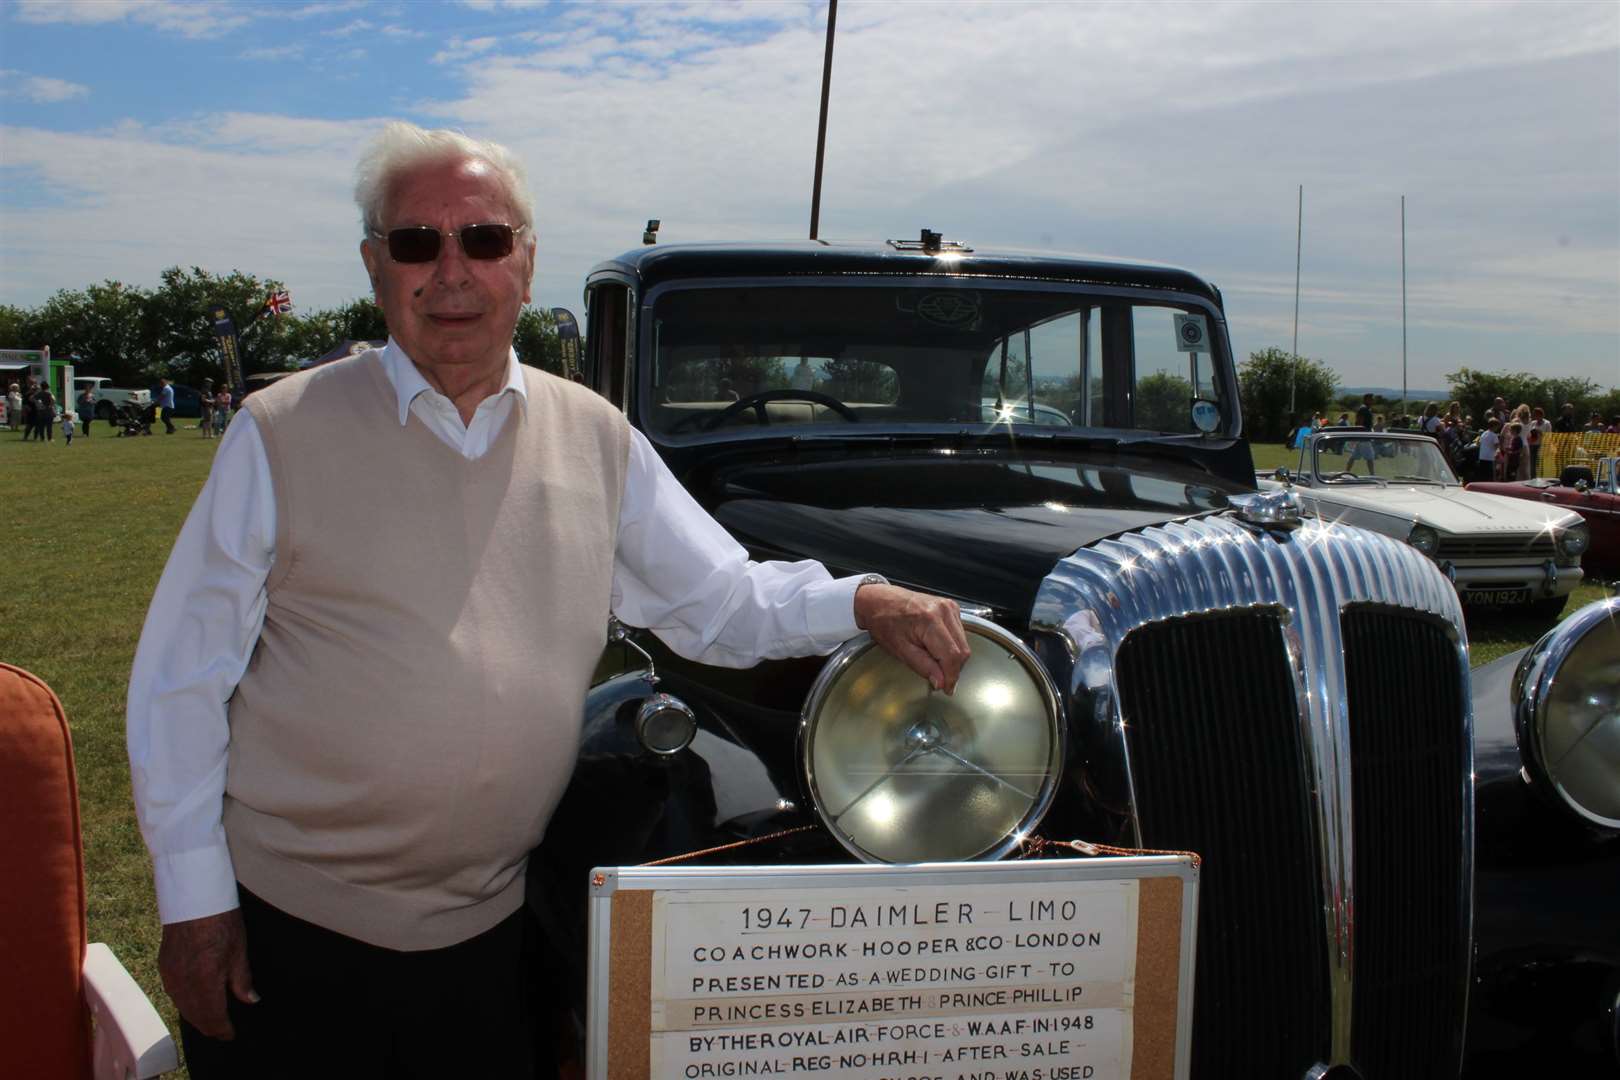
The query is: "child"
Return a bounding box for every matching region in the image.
[214,388,232,435]
[61,409,75,445]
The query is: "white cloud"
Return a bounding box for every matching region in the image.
[240,45,306,62]
[324,18,375,37]
[15,0,253,38]
[286,0,369,18]
[457,0,546,10]
[432,36,502,65]
[0,69,91,103]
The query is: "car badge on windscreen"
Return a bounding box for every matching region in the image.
[914,291,981,329]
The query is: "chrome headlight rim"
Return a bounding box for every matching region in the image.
[799,612,1066,864]
[1513,597,1620,829]
[1406,523,1440,557]
[1558,521,1590,557]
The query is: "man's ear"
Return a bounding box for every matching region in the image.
[521,234,537,305]
[360,239,381,299]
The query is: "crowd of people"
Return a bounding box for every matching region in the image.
[5,376,69,442]
[2,374,237,441]
[1287,396,1620,482]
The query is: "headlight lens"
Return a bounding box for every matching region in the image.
[800,614,1064,863]
[1513,598,1620,828]
[1407,524,1440,556]
[1558,523,1590,556]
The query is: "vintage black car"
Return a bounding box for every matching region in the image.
[531,236,1620,1077]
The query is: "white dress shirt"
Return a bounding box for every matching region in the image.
[127,343,864,925]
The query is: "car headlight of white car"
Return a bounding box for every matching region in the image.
[1558,522,1590,557]
[1512,598,1620,829]
[1406,524,1440,557]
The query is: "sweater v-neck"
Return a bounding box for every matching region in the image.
[362,352,525,465]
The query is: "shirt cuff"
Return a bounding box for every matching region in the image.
[151,843,240,925]
[801,574,870,649]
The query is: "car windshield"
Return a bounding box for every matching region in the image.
[643,284,1228,438]
[1311,436,1458,485]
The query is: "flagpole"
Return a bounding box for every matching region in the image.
[1401,195,1407,423]
[808,0,838,240]
[1290,184,1302,415]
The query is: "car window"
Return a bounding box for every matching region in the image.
[1313,436,1458,484]
[1132,307,1219,434]
[645,284,1227,437]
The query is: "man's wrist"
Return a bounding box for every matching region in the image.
[852,573,888,630]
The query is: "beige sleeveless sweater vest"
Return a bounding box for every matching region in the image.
[228,353,628,950]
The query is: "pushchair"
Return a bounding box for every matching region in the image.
[114,401,155,437]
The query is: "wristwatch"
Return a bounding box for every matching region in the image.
[855,573,888,590]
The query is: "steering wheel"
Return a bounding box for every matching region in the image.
[676,389,860,434]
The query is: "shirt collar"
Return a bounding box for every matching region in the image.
[378,338,527,427]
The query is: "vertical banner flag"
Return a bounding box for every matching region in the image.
[210,304,245,396]
[551,307,582,382]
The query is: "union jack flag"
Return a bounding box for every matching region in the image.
[265,289,293,316]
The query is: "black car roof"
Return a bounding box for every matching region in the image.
[587,239,1224,306]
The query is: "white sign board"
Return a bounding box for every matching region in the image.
[588,857,1196,1080]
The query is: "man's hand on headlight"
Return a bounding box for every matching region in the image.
[853,582,970,694]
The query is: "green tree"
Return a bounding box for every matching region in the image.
[1238,347,1339,441]
[1443,368,1604,424]
[22,282,152,385]
[140,266,282,385]
[0,304,30,347]
[1135,372,1194,432]
[821,357,896,403]
[513,307,563,375]
[1594,388,1620,424]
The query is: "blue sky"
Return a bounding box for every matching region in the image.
[2,0,1616,392]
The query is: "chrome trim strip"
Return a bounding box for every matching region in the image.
[1030,512,1473,1069]
[1513,596,1620,828]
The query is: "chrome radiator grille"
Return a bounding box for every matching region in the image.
[1342,607,1469,1077]
[1032,512,1472,1078]
[1114,610,1330,1074]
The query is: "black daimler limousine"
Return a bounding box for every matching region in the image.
[530,234,1620,1077]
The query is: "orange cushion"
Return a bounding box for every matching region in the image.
[0,663,92,1079]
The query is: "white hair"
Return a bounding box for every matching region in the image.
[354,121,534,236]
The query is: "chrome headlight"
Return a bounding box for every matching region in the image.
[1513,598,1620,828]
[800,613,1064,863]
[1407,524,1440,557]
[1558,522,1590,557]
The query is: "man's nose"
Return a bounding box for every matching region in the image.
[431,230,472,284]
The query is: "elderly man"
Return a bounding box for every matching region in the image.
[127,123,967,1076]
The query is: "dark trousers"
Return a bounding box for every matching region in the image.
[80,414,91,436]
[161,407,176,434]
[181,886,551,1080]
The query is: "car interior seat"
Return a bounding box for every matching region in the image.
[0,663,178,1079]
[1559,465,1596,489]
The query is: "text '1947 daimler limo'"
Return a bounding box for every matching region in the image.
[529,232,1620,1078]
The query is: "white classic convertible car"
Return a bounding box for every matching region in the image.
[1261,430,1589,618]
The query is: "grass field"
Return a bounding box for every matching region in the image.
[0,429,1611,1072]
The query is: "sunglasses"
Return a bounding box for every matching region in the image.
[371,222,528,264]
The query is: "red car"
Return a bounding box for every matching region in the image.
[1468,457,1619,578]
